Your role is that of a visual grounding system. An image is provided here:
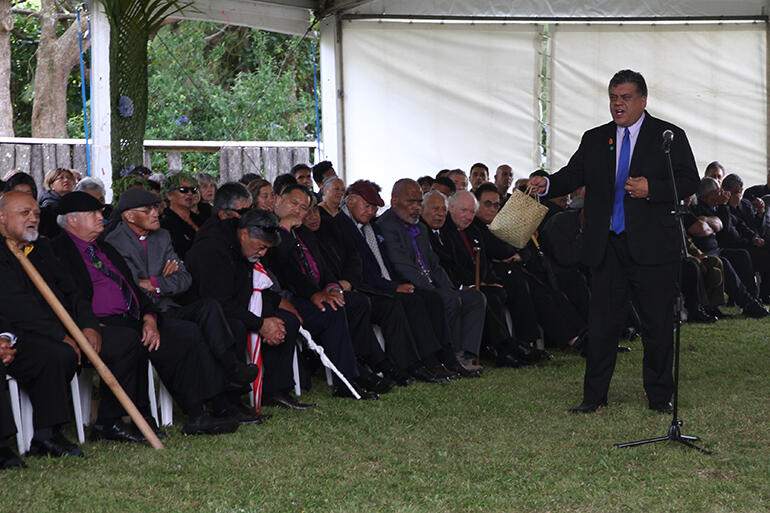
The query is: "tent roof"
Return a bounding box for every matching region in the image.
[180,1,770,35]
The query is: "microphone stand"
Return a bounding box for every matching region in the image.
[614,137,711,454]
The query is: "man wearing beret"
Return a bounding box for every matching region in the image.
[52,192,238,439]
[105,188,265,424]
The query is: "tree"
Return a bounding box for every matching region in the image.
[30,0,89,137]
[0,0,12,135]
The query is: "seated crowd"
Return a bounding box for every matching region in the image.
[0,157,767,469]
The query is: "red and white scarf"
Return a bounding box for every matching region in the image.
[247,260,273,411]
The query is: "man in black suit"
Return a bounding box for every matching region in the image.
[530,69,700,413]
[52,192,237,438]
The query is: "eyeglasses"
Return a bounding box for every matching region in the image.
[482,200,501,209]
[134,205,161,214]
[176,186,198,194]
[228,207,252,216]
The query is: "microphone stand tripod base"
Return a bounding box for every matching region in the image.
[614,419,711,454]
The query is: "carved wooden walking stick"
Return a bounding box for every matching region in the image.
[7,240,164,449]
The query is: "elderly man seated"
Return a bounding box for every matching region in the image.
[105,187,266,424]
[377,179,486,373]
[186,184,314,410]
[0,192,86,460]
[52,192,238,439]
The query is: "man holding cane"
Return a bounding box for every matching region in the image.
[529,70,700,413]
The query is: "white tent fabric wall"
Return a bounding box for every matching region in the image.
[342,22,541,197]
[549,23,768,186]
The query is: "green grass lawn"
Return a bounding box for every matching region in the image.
[4,309,769,512]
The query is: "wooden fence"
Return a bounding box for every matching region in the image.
[0,138,316,193]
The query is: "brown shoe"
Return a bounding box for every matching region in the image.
[456,352,483,372]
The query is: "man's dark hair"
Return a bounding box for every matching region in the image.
[273,173,298,196]
[608,69,647,97]
[417,176,434,188]
[705,161,725,176]
[290,163,311,176]
[311,160,334,185]
[239,209,281,246]
[5,172,38,198]
[470,162,489,173]
[131,165,151,177]
[146,179,161,193]
[474,182,499,200]
[213,182,252,213]
[435,169,450,179]
[529,169,550,179]
[279,183,312,200]
[239,173,260,185]
[435,176,456,194]
[722,173,744,191]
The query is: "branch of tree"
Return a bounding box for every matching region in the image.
[11,8,77,20]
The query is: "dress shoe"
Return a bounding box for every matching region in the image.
[90,421,145,443]
[215,405,270,425]
[495,352,525,368]
[0,446,26,469]
[705,307,733,319]
[333,383,379,400]
[617,345,632,353]
[143,416,167,439]
[743,300,770,318]
[430,363,460,381]
[455,352,483,373]
[262,392,317,411]
[410,365,446,383]
[445,360,481,378]
[183,413,239,435]
[687,307,717,323]
[649,401,674,414]
[228,362,260,385]
[29,432,84,458]
[569,401,607,414]
[355,374,395,395]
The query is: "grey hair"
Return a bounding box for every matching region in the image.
[74,177,105,196]
[722,173,744,191]
[196,172,217,186]
[213,182,252,213]
[239,209,281,246]
[448,190,479,213]
[321,175,344,190]
[422,189,448,209]
[56,213,75,229]
[697,177,720,199]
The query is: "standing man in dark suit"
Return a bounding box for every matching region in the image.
[529,69,700,413]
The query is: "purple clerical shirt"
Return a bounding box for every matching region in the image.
[67,231,139,317]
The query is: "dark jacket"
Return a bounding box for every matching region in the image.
[428,216,497,288]
[38,189,61,209]
[546,111,699,267]
[185,216,280,333]
[160,208,202,260]
[0,236,98,342]
[50,231,156,321]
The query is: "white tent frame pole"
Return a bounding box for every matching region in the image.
[89,1,113,202]
[319,14,346,179]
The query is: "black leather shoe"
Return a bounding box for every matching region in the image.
[617,345,632,353]
[143,416,167,439]
[262,392,317,411]
[410,365,445,383]
[29,432,84,458]
[569,401,607,414]
[333,383,379,400]
[0,446,26,469]
[688,307,717,323]
[445,360,482,378]
[705,307,733,319]
[495,352,525,368]
[743,300,770,318]
[649,401,674,414]
[183,414,239,435]
[90,421,145,443]
[430,363,460,381]
[215,405,270,425]
[355,374,396,395]
[228,362,260,385]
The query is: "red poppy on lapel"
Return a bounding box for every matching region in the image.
[609,137,614,151]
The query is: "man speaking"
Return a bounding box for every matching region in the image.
[529,70,700,414]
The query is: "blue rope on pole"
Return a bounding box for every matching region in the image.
[77,7,91,176]
[311,42,321,161]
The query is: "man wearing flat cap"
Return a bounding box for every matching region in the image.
[52,192,238,439]
[105,188,265,425]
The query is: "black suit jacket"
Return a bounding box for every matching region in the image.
[51,231,156,319]
[0,236,98,342]
[546,111,699,266]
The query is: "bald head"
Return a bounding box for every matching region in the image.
[391,179,423,225]
[0,191,41,244]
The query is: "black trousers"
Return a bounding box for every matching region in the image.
[96,322,142,423]
[163,298,241,370]
[720,256,754,308]
[386,288,455,366]
[493,262,541,344]
[479,285,517,354]
[681,258,703,313]
[227,309,298,397]
[6,336,78,432]
[368,294,422,371]
[0,367,15,440]
[293,297,359,380]
[341,291,387,366]
[585,233,677,406]
[718,248,757,298]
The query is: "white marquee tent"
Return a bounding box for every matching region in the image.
[89,1,770,195]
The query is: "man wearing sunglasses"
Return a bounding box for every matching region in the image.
[160,172,202,259]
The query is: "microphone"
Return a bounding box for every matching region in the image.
[662,129,674,151]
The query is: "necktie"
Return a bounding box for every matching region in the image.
[86,244,140,319]
[611,127,631,234]
[361,224,391,281]
[405,223,433,284]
